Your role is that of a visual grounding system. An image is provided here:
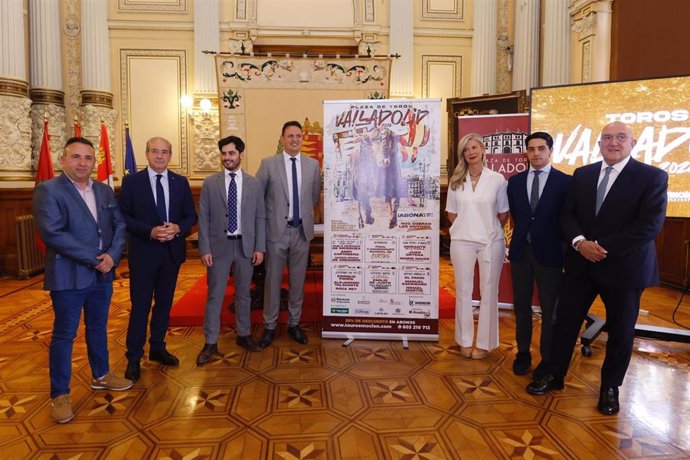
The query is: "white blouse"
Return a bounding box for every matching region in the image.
[445,167,509,244]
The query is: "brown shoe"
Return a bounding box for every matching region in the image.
[460,346,473,358]
[91,372,134,391]
[471,348,488,360]
[51,394,74,424]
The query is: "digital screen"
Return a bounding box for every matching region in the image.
[530,75,690,217]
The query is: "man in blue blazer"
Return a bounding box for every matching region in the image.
[119,137,197,382]
[33,137,132,424]
[507,132,571,375]
[526,122,668,416]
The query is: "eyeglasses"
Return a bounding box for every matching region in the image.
[600,133,630,143]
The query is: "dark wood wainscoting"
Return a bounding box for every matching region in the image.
[0,189,35,277]
[657,217,690,288]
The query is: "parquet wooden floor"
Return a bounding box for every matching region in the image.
[1,257,689,459]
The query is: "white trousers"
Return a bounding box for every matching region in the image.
[450,239,505,351]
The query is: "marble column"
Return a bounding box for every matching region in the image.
[389,0,414,97]
[470,0,497,96]
[0,0,32,181]
[191,0,220,172]
[569,0,613,83]
[30,0,66,167]
[543,0,571,86]
[79,0,116,148]
[591,1,612,82]
[512,0,540,92]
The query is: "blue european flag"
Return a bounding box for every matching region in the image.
[124,126,137,175]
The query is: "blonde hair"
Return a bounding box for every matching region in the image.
[449,133,486,191]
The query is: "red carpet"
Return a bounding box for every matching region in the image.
[170,270,456,326]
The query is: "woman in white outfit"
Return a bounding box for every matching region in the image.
[446,133,509,359]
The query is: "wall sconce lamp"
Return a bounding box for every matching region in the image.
[199,98,212,113]
[180,94,193,111]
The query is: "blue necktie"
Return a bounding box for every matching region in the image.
[530,170,541,212]
[291,158,299,224]
[595,166,613,215]
[228,173,238,233]
[155,174,167,223]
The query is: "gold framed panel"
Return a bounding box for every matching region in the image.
[120,49,189,175]
[422,55,462,98]
[421,0,464,20]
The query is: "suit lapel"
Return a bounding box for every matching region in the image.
[600,159,636,214]
[215,171,228,212]
[515,171,530,209]
[140,169,159,218]
[299,155,310,200]
[277,155,290,200]
[59,174,98,227]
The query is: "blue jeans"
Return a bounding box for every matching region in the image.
[49,281,112,398]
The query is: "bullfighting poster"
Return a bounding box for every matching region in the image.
[322,99,442,341]
[456,113,530,306]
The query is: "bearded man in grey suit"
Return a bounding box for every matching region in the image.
[256,121,321,346]
[196,135,266,364]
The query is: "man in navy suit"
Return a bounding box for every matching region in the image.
[507,132,571,375]
[119,137,197,382]
[526,122,668,416]
[33,137,132,424]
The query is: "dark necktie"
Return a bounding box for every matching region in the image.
[291,158,299,224]
[155,174,167,223]
[228,173,238,233]
[530,170,541,212]
[595,166,613,215]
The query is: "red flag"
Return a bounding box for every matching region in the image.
[35,118,55,254]
[97,121,113,188]
[74,116,81,137]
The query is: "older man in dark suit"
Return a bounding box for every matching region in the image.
[33,137,132,424]
[526,121,668,416]
[507,132,571,375]
[119,137,197,382]
[256,121,321,347]
[196,135,266,364]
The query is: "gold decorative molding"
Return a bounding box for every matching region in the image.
[0,175,34,181]
[117,0,187,12]
[0,78,29,97]
[29,89,65,106]
[81,90,113,108]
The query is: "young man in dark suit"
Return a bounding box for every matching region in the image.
[507,132,571,375]
[526,122,668,416]
[33,137,132,424]
[119,137,197,382]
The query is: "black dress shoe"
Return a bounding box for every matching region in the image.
[196,343,218,365]
[149,348,180,366]
[512,352,532,376]
[526,373,564,395]
[236,335,261,352]
[597,386,620,415]
[287,325,308,345]
[125,360,140,383]
[258,328,276,348]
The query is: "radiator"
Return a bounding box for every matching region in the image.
[16,214,44,279]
